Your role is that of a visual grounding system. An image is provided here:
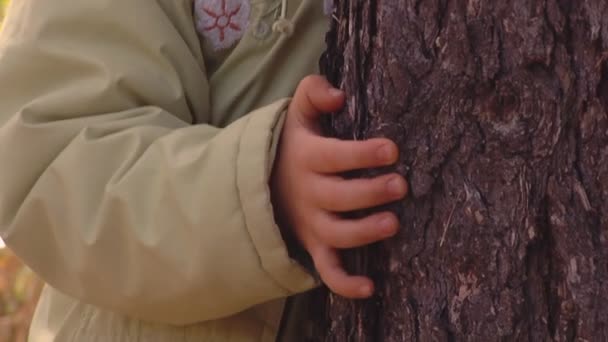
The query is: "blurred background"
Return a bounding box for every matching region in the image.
[1,2,44,342]
[0,247,41,342]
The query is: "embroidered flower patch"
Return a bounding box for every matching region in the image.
[195,0,251,50]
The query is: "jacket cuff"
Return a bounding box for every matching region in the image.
[236,99,317,294]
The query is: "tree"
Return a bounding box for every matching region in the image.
[311,1,608,340]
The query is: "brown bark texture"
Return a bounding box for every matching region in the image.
[312,0,608,341]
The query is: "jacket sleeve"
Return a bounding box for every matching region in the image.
[0,0,316,325]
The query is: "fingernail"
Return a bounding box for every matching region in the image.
[387,177,405,197]
[328,88,344,97]
[377,144,395,163]
[379,216,396,235]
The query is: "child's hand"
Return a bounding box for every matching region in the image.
[271,75,408,299]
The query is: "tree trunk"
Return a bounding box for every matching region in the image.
[312,1,608,341]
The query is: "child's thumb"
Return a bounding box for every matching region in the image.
[291,75,345,126]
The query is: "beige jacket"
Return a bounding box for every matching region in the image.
[0,0,328,340]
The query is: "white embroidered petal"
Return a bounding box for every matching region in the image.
[194,0,251,50]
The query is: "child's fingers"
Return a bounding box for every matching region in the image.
[312,173,407,212]
[305,137,399,173]
[312,211,399,249]
[311,245,374,299]
[291,75,345,129]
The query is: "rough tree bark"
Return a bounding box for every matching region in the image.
[311,1,608,341]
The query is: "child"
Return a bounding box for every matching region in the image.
[0,0,407,340]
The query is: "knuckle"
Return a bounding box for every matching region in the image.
[311,179,333,205]
[350,141,368,157]
[352,142,378,167]
[318,224,353,249]
[370,175,388,191]
[319,178,344,206]
[358,219,383,242]
[318,145,336,168]
[325,222,364,249]
[323,139,345,165]
[350,179,381,203]
[328,141,351,165]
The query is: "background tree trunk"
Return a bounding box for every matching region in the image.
[312,1,608,340]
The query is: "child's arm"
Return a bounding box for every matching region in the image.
[0,0,313,325]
